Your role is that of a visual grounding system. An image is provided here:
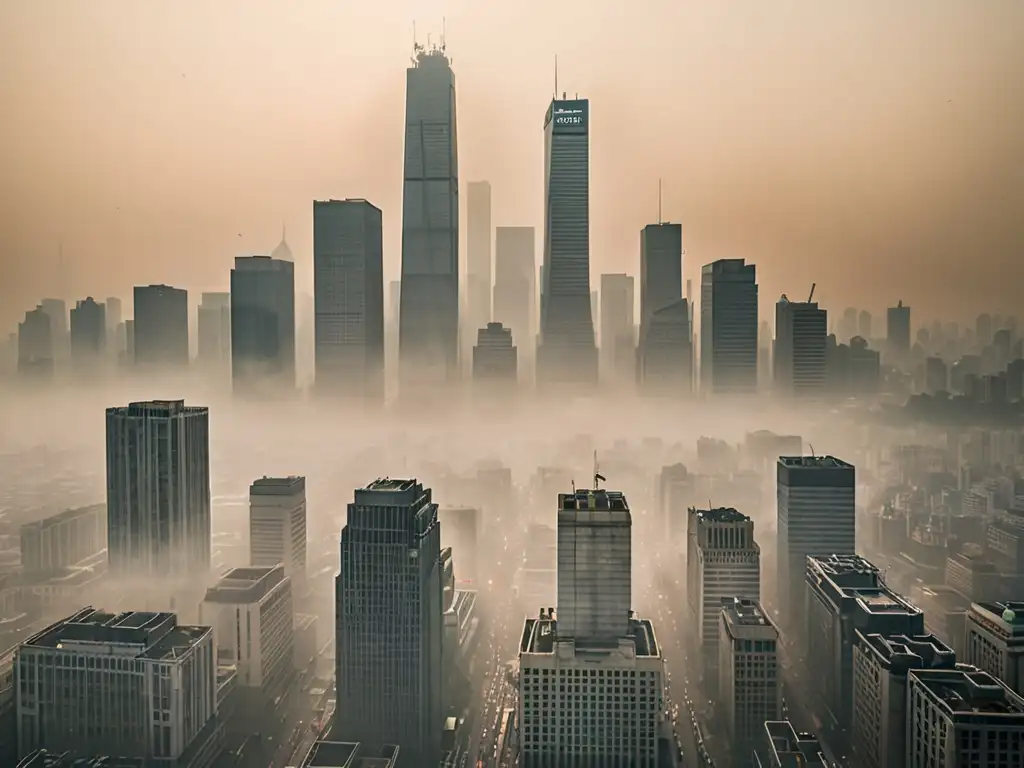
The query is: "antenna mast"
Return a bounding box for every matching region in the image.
[441,17,446,51]
[554,55,558,100]
[658,178,663,224]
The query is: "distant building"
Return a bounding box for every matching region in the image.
[963,601,1024,697]
[600,272,635,384]
[438,506,480,587]
[106,400,211,579]
[133,284,189,366]
[887,300,911,364]
[15,607,220,765]
[231,255,296,394]
[466,181,493,344]
[638,299,692,396]
[700,259,758,395]
[17,306,53,379]
[299,741,400,768]
[19,504,106,575]
[197,292,231,369]
[826,335,881,394]
[69,297,106,369]
[39,299,68,362]
[472,322,517,388]
[754,721,833,767]
[925,356,948,394]
[774,296,827,397]
[249,476,307,589]
[493,226,535,373]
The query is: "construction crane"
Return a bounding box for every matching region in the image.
[807,282,816,303]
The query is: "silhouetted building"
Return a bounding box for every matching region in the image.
[231,255,295,394]
[925,356,948,394]
[493,226,536,375]
[17,306,53,380]
[472,322,517,387]
[69,297,105,370]
[314,198,385,400]
[39,299,68,363]
[858,310,873,340]
[638,300,692,396]
[197,292,231,369]
[887,300,911,364]
[133,284,189,366]
[826,335,881,395]
[774,296,827,397]
[335,479,443,765]
[399,45,460,387]
[106,400,211,579]
[600,273,635,384]
[700,259,758,395]
[466,181,492,346]
[537,97,598,389]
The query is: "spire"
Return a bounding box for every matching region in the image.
[271,222,293,262]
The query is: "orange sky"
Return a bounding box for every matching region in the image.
[1,0,1022,332]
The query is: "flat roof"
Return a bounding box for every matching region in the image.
[204,565,286,604]
[559,488,629,513]
[721,598,778,640]
[691,507,750,524]
[856,632,956,672]
[764,721,830,766]
[913,668,1024,717]
[251,475,306,494]
[20,503,104,533]
[520,612,660,658]
[779,455,853,469]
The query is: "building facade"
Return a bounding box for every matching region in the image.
[134,284,189,366]
[197,292,231,369]
[69,297,106,369]
[773,296,827,397]
[700,259,758,395]
[249,476,308,589]
[231,255,295,393]
[472,322,517,388]
[964,601,1024,697]
[19,504,106,575]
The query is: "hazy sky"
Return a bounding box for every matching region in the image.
[1,0,1022,333]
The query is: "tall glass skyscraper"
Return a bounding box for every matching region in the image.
[538,97,598,388]
[230,255,295,394]
[399,45,460,387]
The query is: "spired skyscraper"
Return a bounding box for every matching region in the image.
[399,41,460,388]
[537,96,598,389]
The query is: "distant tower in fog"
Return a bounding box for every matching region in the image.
[887,300,911,363]
[466,181,492,343]
[70,297,106,369]
[197,293,231,369]
[231,256,296,394]
[134,285,189,366]
[493,226,535,373]
[700,259,758,395]
[472,322,517,388]
[18,306,54,380]
[600,273,635,383]
[773,295,827,397]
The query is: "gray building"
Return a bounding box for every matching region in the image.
[249,476,307,589]
[314,198,385,400]
[887,300,911,363]
[472,322,517,387]
[600,273,635,384]
[69,297,106,368]
[639,223,690,395]
[399,45,460,386]
[134,284,189,366]
[556,487,632,643]
[197,292,231,368]
[774,296,827,397]
[537,98,598,389]
[493,226,535,372]
[640,223,684,329]
[39,299,68,362]
[17,306,53,379]
[106,400,211,579]
[964,601,1024,697]
[466,181,492,344]
[776,455,856,631]
[19,504,106,575]
[700,259,758,395]
[231,255,295,394]
[755,721,833,767]
[335,479,443,765]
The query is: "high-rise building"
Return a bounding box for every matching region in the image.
[17,306,53,379]
[640,223,684,328]
[773,296,827,396]
[600,273,635,383]
[466,181,492,344]
[200,565,295,699]
[15,607,219,762]
[335,479,443,764]
[133,284,189,366]
[700,259,758,395]
[537,97,597,388]
[806,555,925,736]
[399,44,460,386]
[472,322,517,388]
[718,598,782,759]
[924,356,948,394]
[493,226,535,373]
[105,296,122,335]
[106,400,211,579]
[776,456,856,630]
[69,297,105,369]
[852,632,956,768]
[907,668,1024,767]
[314,198,385,400]
[687,507,761,677]
[638,222,690,394]
[249,476,307,589]
[858,310,873,339]
[39,298,68,363]
[887,300,911,363]
[518,486,664,767]
[230,255,296,394]
[963,601,1024,696]
[197,292,231,369]
[438,506,480,587]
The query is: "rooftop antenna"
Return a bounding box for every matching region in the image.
[554,55,558,100]
[658,178,663,224]
[807,282,816,304]
[441,16,446,51]
[593,451,607,490]
[809,443,816,458]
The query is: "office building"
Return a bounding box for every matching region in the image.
[335,479,443,765]
[200,566,294,699]
[15,607,220,766]
[773,296,827,397]
[518,486,663,768]
[197,292,231,368]
[438,506,480,587]
[493,226,535,372]
[17,306,53,379]
[106,400,211,579]
[466,181,492,342]
[755,721,833,767]
[134,284,189,366]
[230,255,296,393]
[718,598,781,759]
[638,299,692,396]
[964,601,1024,696]
[472,322,517,387]
[806,554,925,734]
[537,97,598,388]
[69,297,106,368]
[776,456,856,630]
[249,476,307,588]
[700,259,758,395]
[105,296,122,336]
[39,299,68,362]
[19,504,106,575]
[852,632,956,768]
[907,668,1024,767]
[314,198,385,399]
[399,44,460,386]
[640,223,683,328]
[887,300,911,363]
[600,273,635,383]
[687,507,761,677]
[557,487,632,642]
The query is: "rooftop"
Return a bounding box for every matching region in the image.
[520,610,660,658]
[721,598,778,641]
[203,565,287,605]
[856,632,956,673]
[108,400,207,417]
[779,455,852,469]
[301,740,399,768]
[808,553,880,584]
[559,488,629,513]
[20,503,104,533]
[691,506,750,525]
[913,668,1024,717]
[969,601,1024,636]
[250,475,306,495]
[763,721,831,766]
[17,751,146,768]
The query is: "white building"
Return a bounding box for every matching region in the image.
[249,476,307,589]
[15,607,220,766]
[199,565,294,699]
[718,598,781,757]
[907,668,1024,767]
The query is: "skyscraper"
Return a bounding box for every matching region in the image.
[197,292,231,369]
[493,226,535,372]
[106,400,211,579]
[314,199,385,400]
[17,306,53,379]
[700,259,758,395]
[134,284,189,366]
[887,300,911,363]
[639,222,691,395]
[472,322,517,388]
[640,222,683,328]
[40,298,68,363]
[600,273,635,383]
[249,476,307,590]
[466,181,492,344]
[335,479,443,764]
[537,97,597,388]
[773,296,827,397]
[399,43,460,386]
[231,255,296,394]
[70,297,106,370]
